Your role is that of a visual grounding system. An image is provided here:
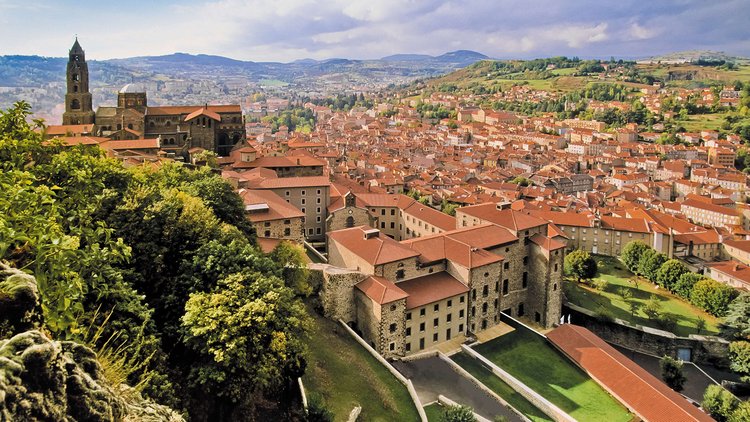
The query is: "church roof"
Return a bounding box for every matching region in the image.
[70,38,84,55]
[119,83,146,94]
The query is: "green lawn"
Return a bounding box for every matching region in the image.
[424,403,444,421]
[675,112,727,132]
[564,256,721,337]
[451,353,552,422]
[302,307,420,422]
[473,329,632,422]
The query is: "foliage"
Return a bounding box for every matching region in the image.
[182,271,310,410]
[690,278,737,317]
[728,341,750,380]
[637,249,667,282]
[440,404,477,422]
[702,385,739,422]
[674,272,704,299]
[564,250,597,281]
[510,176,532,187]
[620,241,649,274]
[643,295,663,320]
[269,241,312,296]
[262,106,315,133]
[305,393,333,422]
[659,356,686,392]
[441,200,459,216]
[722,293,750,340]
[729,401,750,422]
[655,259,688,290]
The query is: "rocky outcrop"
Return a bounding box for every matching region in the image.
[0,264,183,421]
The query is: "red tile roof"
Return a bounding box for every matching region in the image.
[396,272,469,309]
[355,276,408,305]
[547,325,713,422]
[239,189,304,222]
[328,226,420,266]
[459,203,547,232]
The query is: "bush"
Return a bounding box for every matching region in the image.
[674,273,704,299]
[564,249,598,281]
[590,278,608,291]
[691,279,738,317]
[643,295,663,320]
[660,356,686,391]
[702,384,739,422]
[306,393,334,422]
[657,313,678,332]
[441,404,477,422]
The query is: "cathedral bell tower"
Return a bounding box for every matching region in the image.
[62,38,95,125]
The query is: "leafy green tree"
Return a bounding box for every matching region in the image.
[702,385,739,422]
[510,176,532,187]
[441,199,459,216]
[690,279,737,317]
[674,273,704,299]
[441,404,477,422]
[305,393,333,422]
[722,293,750,340]
[659,356,686,391]
[644,295,663,320]
[729,400,750,422]
[564,250,598,281]
[182,271,310,417]
[621,241,649,273]
[638,249,667,282]
[270,240,312,296]
[728,341,750,382]
[655,259,688,290]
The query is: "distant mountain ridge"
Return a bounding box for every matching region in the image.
[0,49,491,88]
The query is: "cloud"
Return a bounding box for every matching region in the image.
[0,0,747,61]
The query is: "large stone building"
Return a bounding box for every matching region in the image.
[323,200,565,358]
[56,39,245,156]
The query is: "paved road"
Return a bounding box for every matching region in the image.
[393,356,523,421]
[613,345,741,402]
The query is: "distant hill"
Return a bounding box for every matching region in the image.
[638,50,750,64]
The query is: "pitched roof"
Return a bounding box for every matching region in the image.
[397,272,469,309]
[328,226,420,266]
[238,189,304,222]
[547,324,713,422]
[184,107,222,122]
[459,203,548,232]
[355,276,408,305]
[529,233,566,251]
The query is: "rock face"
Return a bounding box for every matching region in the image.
[0,264,183,421]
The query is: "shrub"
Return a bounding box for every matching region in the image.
[660,356,686,391]
[702,384,739,422]
[674,273,704,299]
[691,279,738,317]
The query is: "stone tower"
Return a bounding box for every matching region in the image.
[62,38,95,125]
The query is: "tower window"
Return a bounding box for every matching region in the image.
[70,99,80,110]
[73,85,78,92]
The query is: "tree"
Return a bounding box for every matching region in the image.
[702,385,739,422]
[644,295,663,320]
[305,393,333,422]
[728,341,750,381]
[637,249,667,282]
[564,250,598,282]
[690,279,737,317]
[269,240,312,297]
[441,404,477,422]
[655,259,688,291]
[729,401,750,422]
[441,200,459,216]
[182,271,310,416]
[621,241,649,273]
[659,356,686,391]
[674,273,704,299]
[722,293,750,340]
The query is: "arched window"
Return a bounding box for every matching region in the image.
[72,74,79,81]
[70,99,80,109]
[73,85,78,93]
[345,216,355,228]
[149,121,155,128]
[165,121,171,127]
[127,124,133,130]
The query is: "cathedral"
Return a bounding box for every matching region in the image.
[58,39,245,156]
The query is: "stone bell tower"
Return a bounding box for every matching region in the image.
[62,38,95,125]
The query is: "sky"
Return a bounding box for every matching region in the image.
[1,0,749,62]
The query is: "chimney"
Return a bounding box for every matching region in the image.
[496,201,511,210]
[363,228,380,239]
[297,158,301,165]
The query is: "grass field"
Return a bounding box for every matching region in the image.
[424,403,444,421]
[302,307,420,422]
[473,329,632,422]
[452,353,553,422]
[674,112,727,132]
[564,256,721,337]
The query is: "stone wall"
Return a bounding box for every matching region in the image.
[327,206,373,233]
[253,216,304,242]
[379,298,407,358]
[309,263,368,323]
[564,303,730,367]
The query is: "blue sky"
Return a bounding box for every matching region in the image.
[1,0,748,62]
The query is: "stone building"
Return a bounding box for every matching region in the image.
[239,189,305,243]
[58,39,245,156]
[62,39,95,125]
[325,205,565,358]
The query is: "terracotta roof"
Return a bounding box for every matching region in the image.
[724,239,750,254]
[548,324,713,422]
[184,107,222,122]
[529,233,566,251]
[459,203,548,232]
[396,272,469,309]
[707,261,750,287]
[251,176,330,189]
[328,226,420,266]
[355,276,408,305]
[146,104,240,115]
[239,189,304,222]
[45,124,94,135]
[106,138,160,151]
[601,216,650,233]
[528,210,594,228]
[233,155,325,170]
